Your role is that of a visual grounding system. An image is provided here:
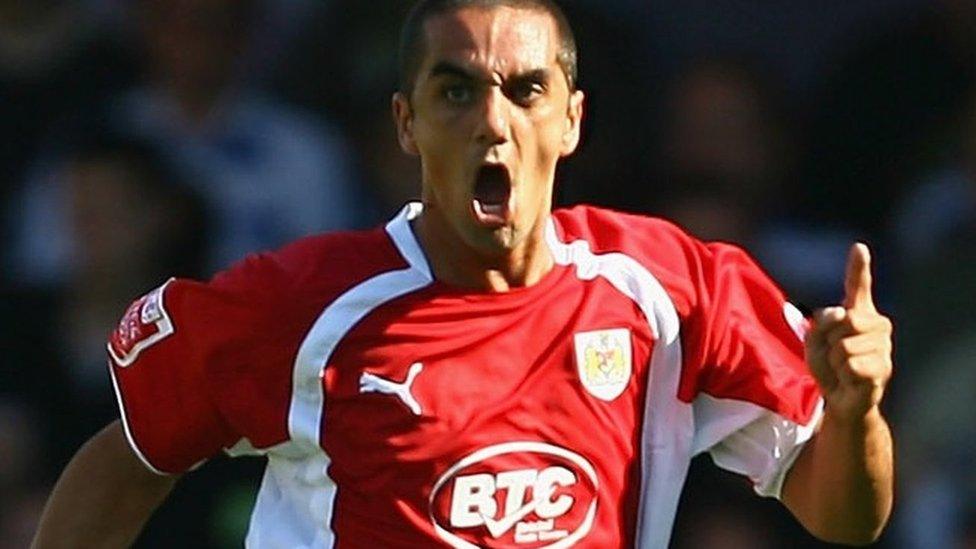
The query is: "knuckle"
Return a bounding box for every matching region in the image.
[847,311,892,334]
[847,357,874,381]
[881,316,894,333]
[847,312,870,332]
[839,337,858,355]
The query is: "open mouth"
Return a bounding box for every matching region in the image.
[472,164,512,225]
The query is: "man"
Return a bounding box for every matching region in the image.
[32,1,893,547]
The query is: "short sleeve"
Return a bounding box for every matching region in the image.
[106,248,302,475]
[107,278,242,474]
[682,241,823,498]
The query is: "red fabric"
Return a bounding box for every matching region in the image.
[109,227,406,473]
[554,206,820,424]
[108,205,820,545]
[323,270,652,547]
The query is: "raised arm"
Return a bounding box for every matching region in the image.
[31,420,179,548]
[782,244,894,545]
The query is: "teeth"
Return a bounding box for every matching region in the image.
[473,200,505,217]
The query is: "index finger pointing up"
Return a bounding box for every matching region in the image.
[844,242,875,311]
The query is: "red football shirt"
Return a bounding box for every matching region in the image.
[108,203,822,548]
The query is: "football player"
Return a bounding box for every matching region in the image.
[33,1,892,547]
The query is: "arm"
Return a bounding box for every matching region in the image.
[783,407,893,545]
[782,244,894,545]
[32,420,179,548]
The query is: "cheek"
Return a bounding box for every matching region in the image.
[415,110,468,158]
[526,113,567,167]
[531,100,569,141]
[413,123,451,170]
[412,114,472,200]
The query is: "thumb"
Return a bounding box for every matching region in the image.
[843,242,875,311]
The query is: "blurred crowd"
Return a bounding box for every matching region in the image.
[1,0,974,547]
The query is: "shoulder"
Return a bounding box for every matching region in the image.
[109,225,406,372]
[210,225,408,306]
[553,204,759,266]
[553,204,694,253]
[551,204,707,280]
[550,205,764,315]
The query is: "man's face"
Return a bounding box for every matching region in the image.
[394,6,584,257]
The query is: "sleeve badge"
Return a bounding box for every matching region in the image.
[107,279,176,367]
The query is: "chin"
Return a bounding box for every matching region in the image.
[466,225,520,256]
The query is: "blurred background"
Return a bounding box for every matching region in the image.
[1,0,973,547]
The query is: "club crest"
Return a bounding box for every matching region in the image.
[574,328,632,401]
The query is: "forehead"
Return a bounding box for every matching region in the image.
[421,6,559,75]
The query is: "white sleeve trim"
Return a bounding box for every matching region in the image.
[756,399,824,498]
[695,394,824,499]
[753,401,823,499]
[106,359,172,476]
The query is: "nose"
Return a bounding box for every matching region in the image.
[476,86,510,147]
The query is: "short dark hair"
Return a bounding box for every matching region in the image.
[398,0,578,97]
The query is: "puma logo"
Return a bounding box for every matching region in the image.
[358,362,424,415]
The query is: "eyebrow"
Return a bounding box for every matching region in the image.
[511,68,552,83]
[429,61,481,81]
[427,61,553,85]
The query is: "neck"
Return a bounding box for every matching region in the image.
[413,205,554,292]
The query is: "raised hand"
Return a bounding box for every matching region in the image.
[804,243,894,421]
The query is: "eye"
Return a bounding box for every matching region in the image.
[510,81,546,105]
[444,84,473,104]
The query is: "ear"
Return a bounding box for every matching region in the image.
[560,90,585,157]
[392,92,420,156]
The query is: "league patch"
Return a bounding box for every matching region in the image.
[574,328,632,401]
[108,279,175,367]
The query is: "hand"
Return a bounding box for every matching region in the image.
[805,243,893,422]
